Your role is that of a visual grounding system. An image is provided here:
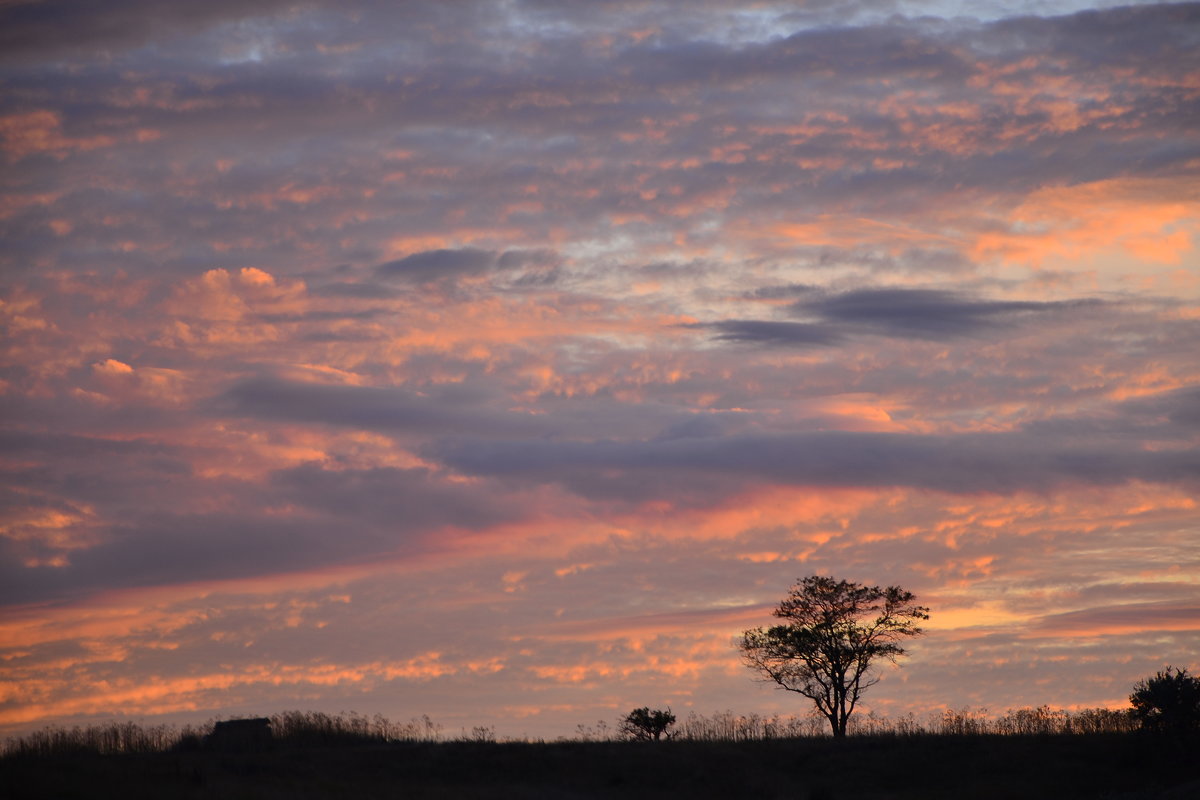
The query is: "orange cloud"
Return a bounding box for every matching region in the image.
[0,504,100,566]
[1026,604,1200,640]
[532,607,768,644]
[625,484,889,544]
[753,214,958,253]
[527,637,737,685]
[0,110,115,161]
[972,176,1200,271]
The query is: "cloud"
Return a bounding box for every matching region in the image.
[698,288,1104,345]
[434,428,1200,498]
[1023,384,1200,441]
[375,248,559,286]
[1,0,1198,741]
[376,248,498,282]
[697,319,841,346]
[1030,601,1200,638]
[1155,387,1200,428]
[0,460,532,605]
[793,288,1103,340]
[210,375,549,437]
[270,463,522,531]
[0,0,303,59]
[745,283,819,300]
[312,281,402,300]
[0,511,349,606]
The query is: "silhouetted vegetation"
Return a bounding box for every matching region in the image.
[0,705,1145,762]
[458,724,498,743]
[268,710,443,747]
[740,576,929,737]
[3,715,1194,799]
[2,711,445,760]
[1130,666,1200,737]
[664,706,1136,741]
[619,707,676,741]
[4,670,1194,798]
[1,720,188,758]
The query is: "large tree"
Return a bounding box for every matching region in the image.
[739,575,929,737]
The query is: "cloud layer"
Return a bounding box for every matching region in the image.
[1,0,1198,739]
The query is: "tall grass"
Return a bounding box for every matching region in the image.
[267,710,443,746]
[588,706,1136,741]
[676,710,827,741]
[2,721,199,757]
[1,711,444,758]
[926,705,1136,736]
[2,705,1138,758]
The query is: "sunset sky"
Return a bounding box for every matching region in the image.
[2,0,1198,741]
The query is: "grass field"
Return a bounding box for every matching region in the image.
[3,732,1197,799]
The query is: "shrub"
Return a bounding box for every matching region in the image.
[1130,667,1200,736]
[619,707,676,741]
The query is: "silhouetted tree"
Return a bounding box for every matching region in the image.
[619,707,676,741]
[1130,666,1200,736]
[739,575,929,738]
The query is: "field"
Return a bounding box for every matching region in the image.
[3,732,1197,799]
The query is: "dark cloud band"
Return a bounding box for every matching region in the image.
[434,429,1200,496]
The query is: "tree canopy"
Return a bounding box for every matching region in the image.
[739,575,929,737]
[619,707,676,741]
[1129,666,1200,736]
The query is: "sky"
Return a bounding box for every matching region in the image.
[1,0,1198,741]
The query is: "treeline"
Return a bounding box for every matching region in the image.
[3,705,1139,758]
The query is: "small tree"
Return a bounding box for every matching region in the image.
[619,707,676,741]
[739,575,929,738]
[1130,666,1200,735]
